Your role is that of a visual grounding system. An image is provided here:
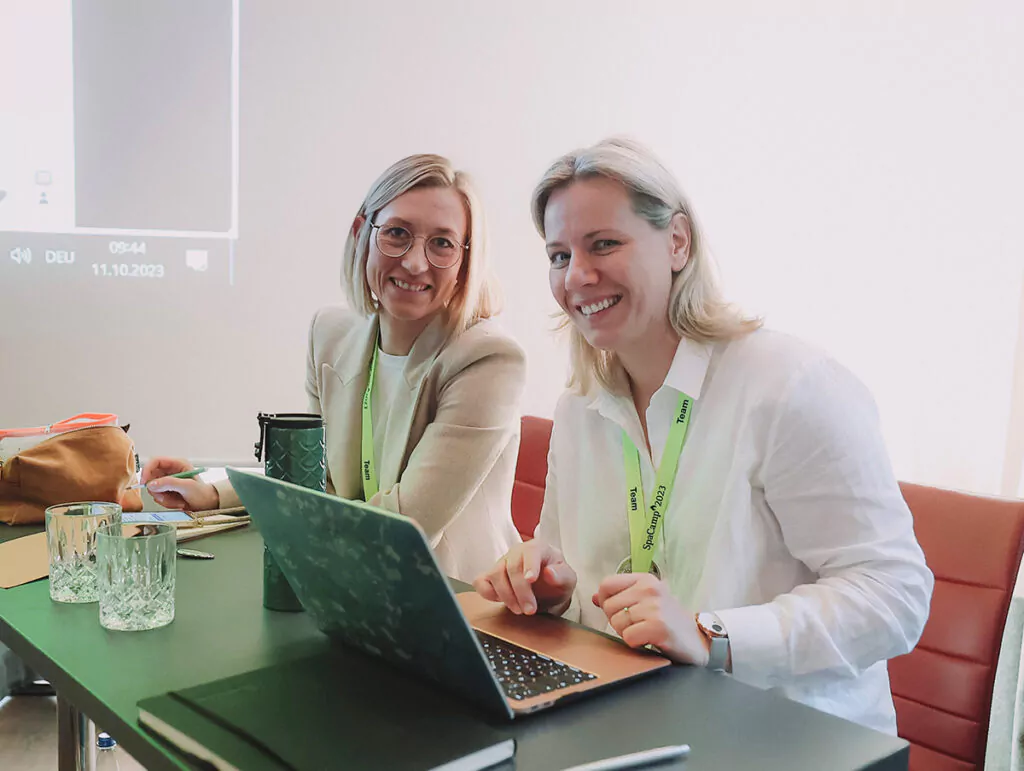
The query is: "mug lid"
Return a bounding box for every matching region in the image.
[254,413,323,461]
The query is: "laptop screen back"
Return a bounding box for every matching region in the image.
[226,469,510,718]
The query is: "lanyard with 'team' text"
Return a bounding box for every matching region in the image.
[620,392,693,576]
[360,344,380,501]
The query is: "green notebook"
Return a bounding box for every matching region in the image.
[138,651,516,771]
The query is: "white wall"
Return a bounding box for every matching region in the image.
[5,0,1023,496]
[1005,279,1024,497]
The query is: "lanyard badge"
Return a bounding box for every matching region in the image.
[619,393,693,577]
[360,343,380,501]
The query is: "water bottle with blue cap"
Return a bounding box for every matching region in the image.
[96,732,121,770]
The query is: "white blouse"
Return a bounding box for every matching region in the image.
[536,329,933,734]
[370,347,408,477]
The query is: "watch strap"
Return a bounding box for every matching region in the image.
[707,635,729,671]
[697,612,730,672]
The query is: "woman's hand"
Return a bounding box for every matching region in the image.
[473,540,577,617]
[141,457,220,512]
[593,572,710,665]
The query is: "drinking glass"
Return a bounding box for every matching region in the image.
[45,502,123,603]
[96,523,176,631]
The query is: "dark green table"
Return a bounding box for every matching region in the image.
[0,525,330,770]
[0,525,910,771]
[0,524,49,698]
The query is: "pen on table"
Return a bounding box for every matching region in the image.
[128,468,208,491]
[560,744,691,771]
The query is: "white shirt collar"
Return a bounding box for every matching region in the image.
[588,336,714,417]
[664,335,713,400]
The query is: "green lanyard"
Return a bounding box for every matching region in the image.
[360,344,380,501]
[622,393,693,574]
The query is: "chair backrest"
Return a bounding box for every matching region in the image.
[511,416,553,540]
[891,482,1024,771]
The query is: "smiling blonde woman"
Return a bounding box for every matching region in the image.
[145,154,524,580]
[476,138,933,733]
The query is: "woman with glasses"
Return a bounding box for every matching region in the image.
[474,138,932,732]
[144,155,524,580]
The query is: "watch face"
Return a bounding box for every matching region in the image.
[698,612,727,638]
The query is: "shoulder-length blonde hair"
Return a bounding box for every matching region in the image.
[342,154,500,335]
[531,138,761,395]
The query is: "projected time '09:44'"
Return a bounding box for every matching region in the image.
[92,263,166,278]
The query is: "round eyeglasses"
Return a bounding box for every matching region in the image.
[370,223,467,270]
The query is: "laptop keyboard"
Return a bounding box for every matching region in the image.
[476,631,598,702]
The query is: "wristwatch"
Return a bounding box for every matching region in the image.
[695,612,730,672]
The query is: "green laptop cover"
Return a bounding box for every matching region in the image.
[138,650,515,771]
[225,469,511,719]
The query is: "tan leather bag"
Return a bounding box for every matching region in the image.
[0,426,144,525]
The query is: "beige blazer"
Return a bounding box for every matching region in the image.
[220,307,525,580]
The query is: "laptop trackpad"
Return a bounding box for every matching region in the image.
[456,591,670,681]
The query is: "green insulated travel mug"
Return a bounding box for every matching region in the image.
[254,412,327,611]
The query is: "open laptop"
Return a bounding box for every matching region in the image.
[226,469,670,719]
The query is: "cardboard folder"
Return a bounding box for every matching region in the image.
[0,507,249,589]
[0,532,48,589]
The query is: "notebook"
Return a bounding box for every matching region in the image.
[137,652,516,771]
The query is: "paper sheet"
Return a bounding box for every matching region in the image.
[0,516,249,589]
[0,533,48,589]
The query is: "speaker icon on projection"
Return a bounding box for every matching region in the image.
[9,247,32,265]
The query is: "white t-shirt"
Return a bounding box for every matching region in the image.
[536,329,933,734]
[370,347,408,476]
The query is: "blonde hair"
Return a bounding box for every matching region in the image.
[531,137,761,395]
[342,154,500,334]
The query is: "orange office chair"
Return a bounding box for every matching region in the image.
[890,483,1024,771]
[511,416,553,540]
